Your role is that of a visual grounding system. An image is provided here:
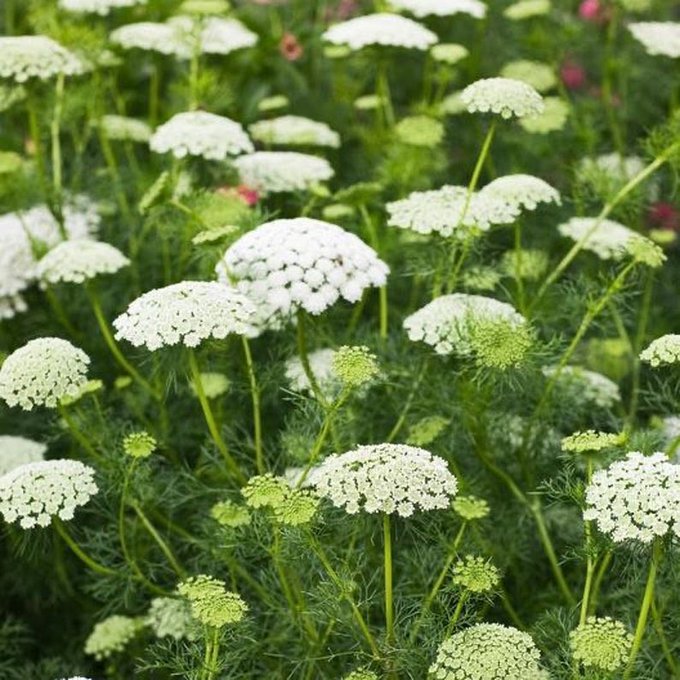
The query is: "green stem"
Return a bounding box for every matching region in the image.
[241,337,264,474]
[148,61,160,126]
[296,310,327,407]
[203,627,220,680]
[445,591,468,636]
[43,287,80,339]
[26,95,51,217]
[50,73,65,224]
[58,404,103,463]
[579,457,595,626]
[358,204,388,339]
[386,358,429,442]
[131,501,186,577]
[588,550,612,615]
[376,59,395,128]
[97,125,133,221]
[513,222,526,314]
[189,52,200,110]
[383,514,394,646]
[651,600,679,677]
[53,518,117,576]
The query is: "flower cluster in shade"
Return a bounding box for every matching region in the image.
[100,114,152,143]
[584,451,680,543]
[452,555,501,593]
[0,436,47,476]
[453,495,490,521]
[233,152,334,194]
[37,240,129,285]
[216,218,388,329]
[542,365,621,409]
[249,115,340,148]
[640,334,680,367]
[190,371,230,399]
[0,36,85,82]
[242,474,320,525]
[404,294,527,356]
[312,443,458,517]
[59,0,146,15]
[461,77,544,119]
[211,499,251,528]
[149,111,254,161]
[429,623,547,679]
[0,338,90,410]
[389,0,486,18]
[177,575,248,627]
[322,13,438,51]
[629,22,680,59]
[146,597,198,641]
[0,459,97,529]
[578,153,653,198]
[570,617,633,672]
[113,281,256,351]
[85,615,143,660]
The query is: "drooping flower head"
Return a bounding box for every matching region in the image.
[233,152,334,194]
[0,436,47,476]
[461,77,544,119]
[313,443,458,517]
[322,13,438,51]
[640,334,680,368]
[570,617,633,672]
[429,623,546,679]
[0,338,90,410]
[0,459,98,529]
[0,36,86,83]
[584,451,680,543]
[216,217,388,328]
[59,0,147,15]
[37,240,129,285]
[113,281,256,351]
[629,22,680,59]
[85,615,144,660]
[249,115,340,148]
[149,111,253,161]
[178,575,248,627]
[110,22,193,58]
[389,0,486,18]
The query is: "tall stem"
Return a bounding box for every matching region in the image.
[383,514,394,646]
[358,204,388,339]
[444,591,468,636]
[53,518,117,576]
[189,52,200,110]
[131,501,186,577]
[579,457,595,625]
[26,95,51,215]
[241,337,264,474]
[58,404,103,463]
[296,310,326,407]
[50,73,65,224]
[376,59,395,128]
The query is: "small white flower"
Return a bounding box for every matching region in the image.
[313,443,458,517]
[150,111,253,161]
[0,459,98,529]
[629,22,680,59]
[389,0,486,18]
[0,436,47,476]
[542,365,620,409]
[113,281,256,351]
[249,115,340,148]
[85,615,143,660]
[100,114,152,143]
[640,334,680,367]
[323,13,438,51]
[0,36,86,82]
[37,240,129,285]
[59,0,146,15]
[557,217,653,261]
[0,338,91,410]
[461,77,544,119]
[169,15,258,55]
[479,174,560,212]
[110,22,193,58]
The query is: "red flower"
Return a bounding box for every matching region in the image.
[217,185,260,206]
[648,202,680,232]
[560,60,586,90]
[280,32,303,61]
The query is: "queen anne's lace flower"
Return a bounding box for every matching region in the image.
[395,115,444,147]
[561,430,623,454]
[0,338,90,410]
[452,555,501,593]
[241,473,290,509]
[211,499,251,528]
[273,489,320,525]
[233,152,334,194]
[570,617,633,672]
[59,0,147,14]
[579,153,647,192]
[37,240,129,285]
[150,111,253,161]
[0,459,97,529]
[313,443,458,517]
[389,0,486,18]
[100,115,152,143]
[113,281,256,351]
[85,616,143,660]
[640,334,680,367]
[584,451,680,543]
[285,348,338,395]
[169,15,258,55]
[404,294,526,356]
[629,22,680,58]
[322,13,438,51]
[431,44,469,65]
[216,218,388,326]
[178,575,248,627]
[0,436,47,476]
[147,597,198,641]
[453,495,490,521]
[500,60,556,93]
[461,77,544,119]
[479,174,560,212]
[0,36,86,82]
[332,346,380,388]
[542,365,620,409]
[123,431,157,459]
[110,22,193,58]
[249,115,340,148]
[558,217,649,261]
[429,623,546,679]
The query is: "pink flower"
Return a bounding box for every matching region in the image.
[560,60,586,90]
[280,32,303,61]
[578,0,611,24]
[217,185,260,206]
[648,202,680,231]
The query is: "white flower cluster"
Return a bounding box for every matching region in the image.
[570,617,633,672]
[322,13,438,51]
[579,153,646,187]
[0,436,47,476]
[0,294,27,321]
[0,36,85,82]
[478,174,560,212]
[461,77,544,119]
[404,294,526,355]
[249,115,340,148]
[216,218,389,327]
[113,281,256,351]
[85,615,142,660]
[0,459,98,529]
[429,623,546,679]
[285,348,338,396]
[542,365,621,409]
[59,0,146,15]
[37,240,129,285]
[170,16,258,55]
[558,217,645,261]
[0,338,91,410]
[389,0,486,18]
[100,114,152,143]
[313,443,458,517]
[629,22,680,59]
[150,111,253,161]
[233,151,334,194]
[640,334,680,368]
[110,22,193,58]
[146,597,198,641]
[584,451,680,543]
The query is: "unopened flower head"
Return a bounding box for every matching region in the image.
[113,281,256,351]
[37,240,129,285]
[285,348,338,396]
[313,443,458,517]
[479,174,560,212]
[233,152,334,194]
[0,436,47,476]
[429,623,545,679]
[110,22,192,58]
[249,116,340,148]
[467,316,534,369]
[0,338,90,410]
[123,431,157,459]
[453,495,490,521]
[500,60,556,93]
[0,36,86,82]
[629,22,680,59]
[147,597,198,641]
[452,555,501,593]
[190,371,230,399]
[542,365,621,409]
[504,0,551,19]
[404,294,527,356]
[169,16,258,55]
[406,415,450,447]
[59,0,147,15]
[461,77,544,119]
[274,488,320,526]
[217,218,388,326]
[211,499,251,528]
[389,0,486,18]
[178,575,248,627]
[584,451,680,543]
[332,346,380,388]
[85,615,143,660]
[150,111,253,161]
[395,116,444,148]
[570,617,633,672]
[0,459,97,529]
[100,115,152,143]
[561,430,623,454]
[640,334,680,367]
[519,96,569,134]
[241,473,290,509]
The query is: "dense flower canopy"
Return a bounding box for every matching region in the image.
[0,36,85,82]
